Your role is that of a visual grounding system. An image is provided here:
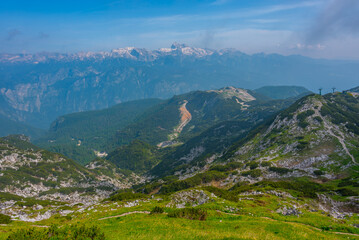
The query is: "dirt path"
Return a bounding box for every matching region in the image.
[98,211,150,220]
[174,100,192,135]
[31,225,49,228]
[216,210,359,237]
[158,100,192,147]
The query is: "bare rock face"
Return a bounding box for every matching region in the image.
[317,194,359,219]
[231,94,359,179]
[277,206,302,216]
[0,136,135,204]
[167,190,211,208]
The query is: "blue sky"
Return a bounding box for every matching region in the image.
[1,0,358,59]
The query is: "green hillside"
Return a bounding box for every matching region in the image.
[106,140,162,173]
[149,95,301,177]
[36,99,163,164]
[37,87,304,167]
[133,92,359,208]
[1,92,359,239]
[223,92,359,178]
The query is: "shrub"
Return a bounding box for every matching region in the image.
[313,170,324,176]
[298,121,309,129]
[203,186,238,202]
[297,110,315,122]
[248,162,259,170]
[313,116,323,123]
[338,179,359,187]
[151,206,164,214]
[346,123,359,135]
[142,182,162,194]
[254,180,329,198]
[6,224,105,240]
[241,169,262,178]
[297,140,309,150]
[0,213,11,224]
[160,171,228,194]
[297,110,314,129]
[168,208,207,221]
[107,191,147,202]
[269,167,292,175]
[337,188,358,197]
[209,162,243,172]
[261,162,272,167]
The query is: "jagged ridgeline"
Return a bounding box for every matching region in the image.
[222,92,359,178]
[37,86,305,166]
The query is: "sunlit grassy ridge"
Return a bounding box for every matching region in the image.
[0,184,358,240]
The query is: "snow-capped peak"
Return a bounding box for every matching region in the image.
[0,43,216,63]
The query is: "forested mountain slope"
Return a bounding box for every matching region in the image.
[38,87,297,165]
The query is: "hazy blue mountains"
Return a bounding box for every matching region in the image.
[1,43,358,129]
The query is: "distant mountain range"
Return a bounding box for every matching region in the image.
[1,43,358,129]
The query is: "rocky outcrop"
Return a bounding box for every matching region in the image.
[167,190,212,208]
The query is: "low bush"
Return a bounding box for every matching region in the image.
[241,169,262,178]
[297,110,315,122]
[6,224,105,240]
[297,110,314,129]
[209,162,243,172]
[261,161,272,167]
[107,191,147,202]
[298,121,309,129]
[0,213,11,224]
[337,188,358,197]
[160,171,228,194]
[297,140,309,150]
[203,186,238,202]
[254,180,329,198]
[248,162,259,170]
[313,116,323,123]
[168,208,207,221]
[338,179,359,187]
[151,206,164,214]
[142,182,162,194]
[269,167,292,175]
[313,170,324,176]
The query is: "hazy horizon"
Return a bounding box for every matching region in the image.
[1,0,359,60]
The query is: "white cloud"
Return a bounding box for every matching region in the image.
[290,43,326,50]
